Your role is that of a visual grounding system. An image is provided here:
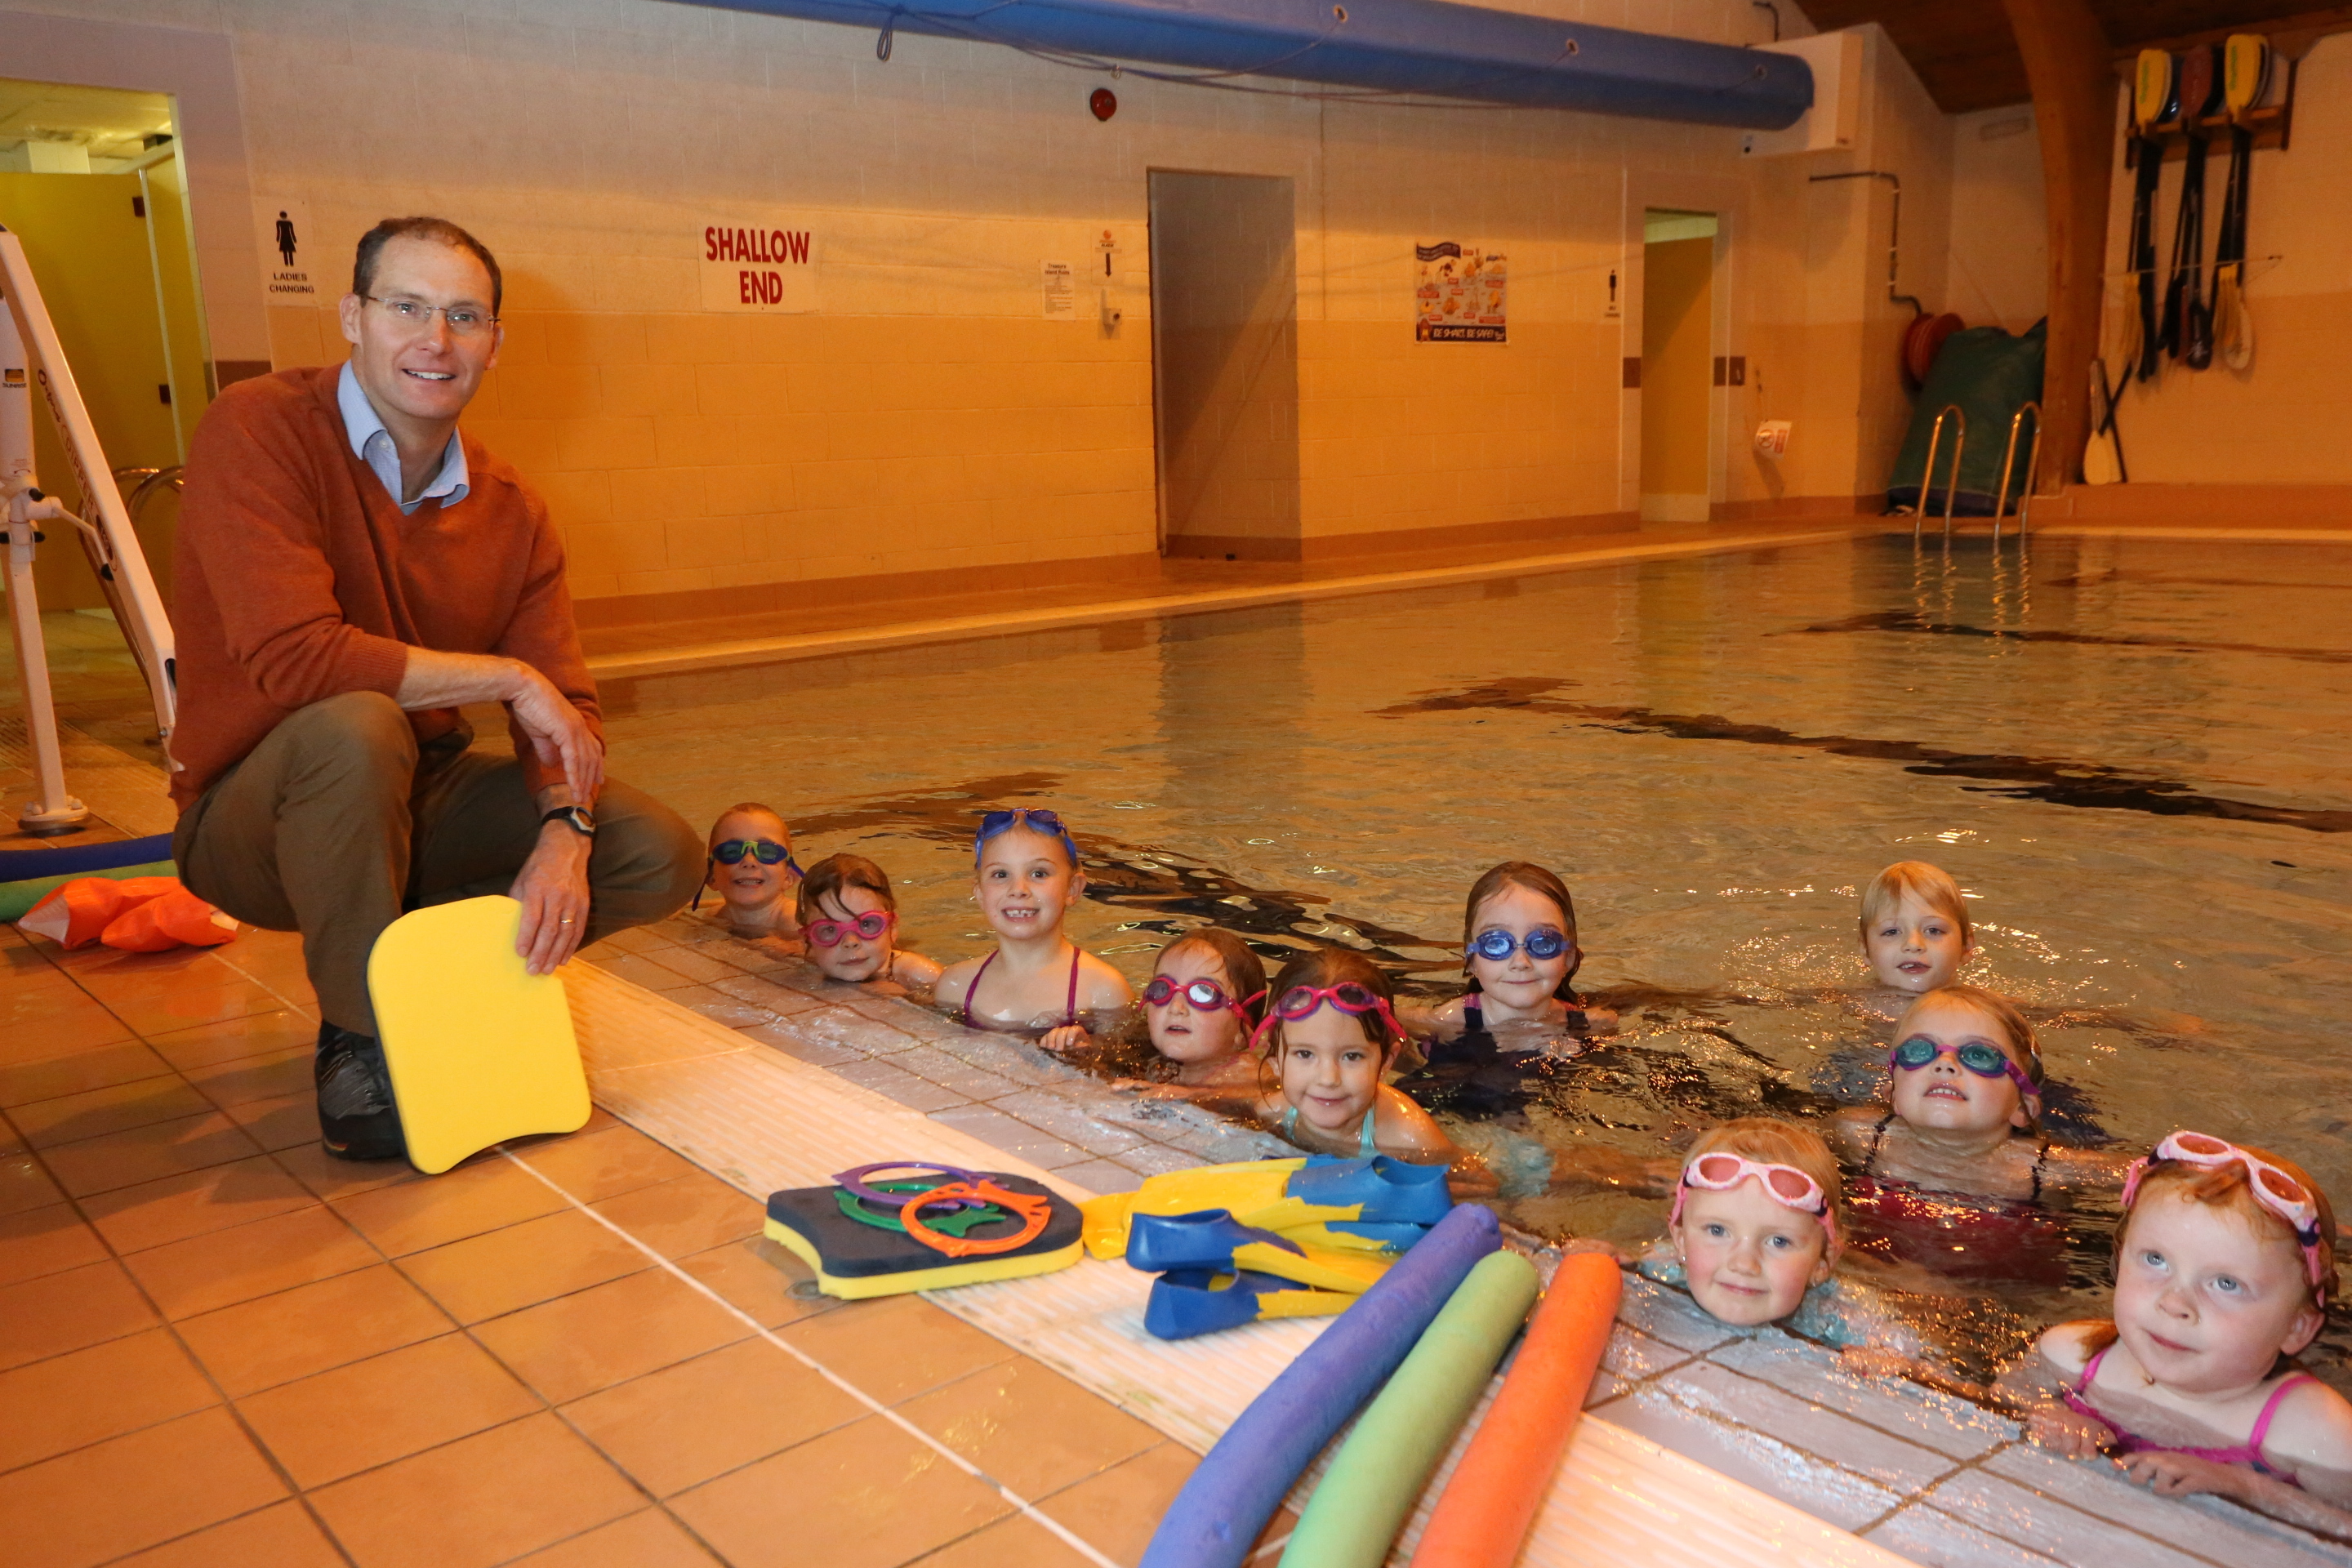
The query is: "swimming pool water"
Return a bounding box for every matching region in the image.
[599,532,2352,1381]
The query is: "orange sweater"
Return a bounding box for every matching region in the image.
[170,365,598,808]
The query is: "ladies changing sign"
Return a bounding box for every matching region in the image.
[1414,242,1506,342]
[700,220,817,312]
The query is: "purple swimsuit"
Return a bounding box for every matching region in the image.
[2061,1344,2316,1481]
[960,947,1081,1031]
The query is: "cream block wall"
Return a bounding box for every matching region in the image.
[2101,33,2352,486]
[22,0,2016,603]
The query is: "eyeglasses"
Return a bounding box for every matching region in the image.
[711,838,800,871]
[1249,982,1405,1052]
[1467,926,1574,963]
[1887,1036,2038,1098]
[1143,976,1263,1016]
[1668,1151,1836,1233]
[362,294,497,337]
[973,807,1080,867]
[2125,1130,2329,1294]
[806,911,893,947]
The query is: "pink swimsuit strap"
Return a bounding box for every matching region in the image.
[959,946,1082,1029]
[2064,1346,2317,1478]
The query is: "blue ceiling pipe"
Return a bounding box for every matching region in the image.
[678,0,1814,129]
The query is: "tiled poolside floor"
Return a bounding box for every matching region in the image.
[0,920,1291,1568]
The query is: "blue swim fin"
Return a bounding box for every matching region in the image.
[1284,1155,1454,1226]
[1143,1267,1356,1340]
[1128,1209,1302,1273]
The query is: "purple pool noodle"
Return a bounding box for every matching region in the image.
[1137,1201,1500,1568]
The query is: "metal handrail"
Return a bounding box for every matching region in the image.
[1914,404,1965,539]
[112,465,184,524]
[1992,402,2042,542]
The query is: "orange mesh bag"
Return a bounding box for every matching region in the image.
[101,887,239,952]
[16,877,131,949]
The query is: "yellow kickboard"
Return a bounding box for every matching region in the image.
[368,896,590,1174]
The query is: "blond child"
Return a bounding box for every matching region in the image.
[2010,1134,2352,1541]
[1859,860,1975,1000]
[1831,985,2126,1206]
[694,802,801,938]
[934,808,1131,1039]
[795,853,941,993]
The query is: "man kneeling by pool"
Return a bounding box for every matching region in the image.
[170,216,701,1160]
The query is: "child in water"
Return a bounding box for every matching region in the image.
[934,808,1132,1040]
[1176,948,1496,1199]
[1642,1117,1915,1354]
[1858,860,1976,1008]
[1118,928,1267,1087]
[1414,861,1613,1047]
[2011,1132,2352,1539]
[1831,985,2124,1200]
[695,803,802,938]
[795,853,941,994]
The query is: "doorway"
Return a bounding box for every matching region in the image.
[1147,171,1301,559]
[0,76,206,607]
[1639,208,1717,524]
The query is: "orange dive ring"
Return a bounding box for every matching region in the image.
[900,1179,1050,1258]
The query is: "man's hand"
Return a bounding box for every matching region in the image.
[512,822,593,973]
[507,666,604,803]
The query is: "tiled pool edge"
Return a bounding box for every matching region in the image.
[588,915,2352,1568]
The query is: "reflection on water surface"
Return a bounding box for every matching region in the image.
[601,534,2352,1383]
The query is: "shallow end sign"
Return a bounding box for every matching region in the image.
[700,221,816,312]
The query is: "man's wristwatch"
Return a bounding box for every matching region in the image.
[541,804,597,838]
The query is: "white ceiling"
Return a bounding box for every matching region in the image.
[0,78,173,163]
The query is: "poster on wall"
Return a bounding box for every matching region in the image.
[1414,242,1506,342]
[699,220,817,312]
[1040,259,1078,320]
[254,199,317,303]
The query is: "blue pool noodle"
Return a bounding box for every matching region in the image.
[1138,1201,1500,1568]
[0,833,174,882]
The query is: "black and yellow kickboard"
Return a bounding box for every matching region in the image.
[764,1173,1083,1298]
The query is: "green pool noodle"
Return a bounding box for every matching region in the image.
[0,861,176,923]
[1280,1249,1540,1568]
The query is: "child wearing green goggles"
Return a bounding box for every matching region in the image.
[1828,984,2129,1223]
[693,801,804,938]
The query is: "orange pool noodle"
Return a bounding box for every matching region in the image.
[101,888,238,951]
[1410,1250,1622,1568]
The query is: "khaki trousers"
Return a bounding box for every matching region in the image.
[175,691,702,1035]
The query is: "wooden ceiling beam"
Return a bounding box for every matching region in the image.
[2000,0,2114,489]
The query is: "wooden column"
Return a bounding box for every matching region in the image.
[2000,0,2114,488]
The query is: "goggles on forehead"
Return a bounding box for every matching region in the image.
[1248,982,1405,1053]
[974,807,1082,868]
[806,911,892,947]
[1887,1036,2039,1099]
[1668,1151,1836,1236]
[2125,1130,2330,1294]
[1142,975,1263,1016]
[1467,925,1574,963]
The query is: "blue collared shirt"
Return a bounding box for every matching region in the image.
[336,360,469,514]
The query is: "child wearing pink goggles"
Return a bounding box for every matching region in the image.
[2011,1131,2352,1539]
[1168,948,1494,1200]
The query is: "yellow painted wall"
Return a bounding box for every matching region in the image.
[1,0,2002,606]
[1642,234,1715,505]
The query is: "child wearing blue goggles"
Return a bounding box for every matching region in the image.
[1411,860,1613,1049]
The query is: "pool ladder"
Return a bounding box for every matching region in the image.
[1912,406,1964,539]
[1911,403,2042,541]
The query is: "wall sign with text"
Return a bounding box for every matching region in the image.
[1414,242,1506,343]
[700,221,817,312]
